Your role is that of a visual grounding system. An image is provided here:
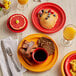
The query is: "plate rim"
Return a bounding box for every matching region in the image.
[64,53,76,76]
[32,2,66,33]
[17,33,58,72]
[61,51,76,76]
[7,14,28,33]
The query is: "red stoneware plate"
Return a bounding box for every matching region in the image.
[64,53,76,76]
[32,2,66,33]
[7,14,28,33]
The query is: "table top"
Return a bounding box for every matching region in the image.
[0,0,76,76]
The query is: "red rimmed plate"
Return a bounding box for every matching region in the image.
[32,2,66,33]
[7,14,28,33]
[64,53,76,76]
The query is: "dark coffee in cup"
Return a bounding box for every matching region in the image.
[32,48,48,64]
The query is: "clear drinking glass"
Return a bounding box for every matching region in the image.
[0,0,11,17]
[61,24,76,47]
[17,0,28,11]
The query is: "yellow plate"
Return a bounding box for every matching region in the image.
[17,34,58,72]
[61,51,76,76]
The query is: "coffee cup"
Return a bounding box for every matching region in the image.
[32,48,48,64]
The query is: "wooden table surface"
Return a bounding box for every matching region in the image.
[0,0,76,76]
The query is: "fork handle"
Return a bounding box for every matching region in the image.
[10,57,20,72]
[5,58,13,76]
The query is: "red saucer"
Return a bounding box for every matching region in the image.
[32,2,66,33]
[7,14,28,33]
[64,53,76,76]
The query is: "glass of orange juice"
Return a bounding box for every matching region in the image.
[17,0,28,10]
[61,24,76,47]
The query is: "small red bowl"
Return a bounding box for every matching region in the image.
[64,53,76,76]
[7,14,28,33]
[32,48,48,64]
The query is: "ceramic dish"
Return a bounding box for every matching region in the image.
[32,2,66,33]
[17,34,58,72]
[61,51,76,76]
[7,14,28,33]
[64,53,76,76]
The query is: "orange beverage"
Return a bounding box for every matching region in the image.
[63,25,76,40]
[18,0,28,5]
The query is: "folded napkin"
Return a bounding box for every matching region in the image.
[0,37,27,76]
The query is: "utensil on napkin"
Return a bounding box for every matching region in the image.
[6,47,20,72]
[1,41,13,76]
[0,37,27,76]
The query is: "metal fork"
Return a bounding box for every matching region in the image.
[1,41,13,76]
[6,48,20,72]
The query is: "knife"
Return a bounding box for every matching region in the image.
[1,41,13,76]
